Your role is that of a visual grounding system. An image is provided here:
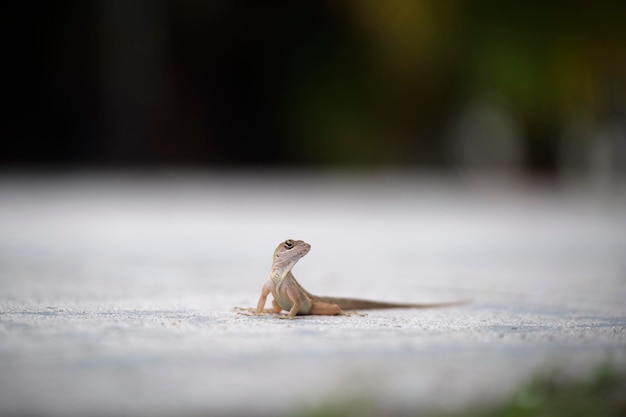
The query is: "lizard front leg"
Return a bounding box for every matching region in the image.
[283,286,302,319]
[255,282,271,313]
[245,282,282,315]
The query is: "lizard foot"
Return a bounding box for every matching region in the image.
[277,315,301,320]
[235,307,271,316]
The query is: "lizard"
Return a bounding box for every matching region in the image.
[243,239,469,319]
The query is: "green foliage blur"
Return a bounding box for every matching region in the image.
[297,364,626,417]
[281,1,626,173]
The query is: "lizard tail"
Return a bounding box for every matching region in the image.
[315,296,470,310]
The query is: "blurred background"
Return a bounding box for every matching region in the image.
[2,0,625,182]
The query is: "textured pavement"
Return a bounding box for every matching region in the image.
[1,172,625,416]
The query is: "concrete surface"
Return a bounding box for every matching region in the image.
[0,171,625,416]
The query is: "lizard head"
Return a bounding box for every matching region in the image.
[272,239,311,269]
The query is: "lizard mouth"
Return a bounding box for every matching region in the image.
[293,244,311,259]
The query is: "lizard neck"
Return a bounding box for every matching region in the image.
[269,264,293,286]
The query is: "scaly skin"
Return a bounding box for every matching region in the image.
[252,239,468,319]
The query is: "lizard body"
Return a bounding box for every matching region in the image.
[253,239,468,319]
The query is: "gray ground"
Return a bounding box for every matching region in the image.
[1,171,625,417]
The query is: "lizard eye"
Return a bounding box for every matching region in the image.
[284,240,294,249]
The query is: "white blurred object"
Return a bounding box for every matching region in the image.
[559,117,626,190]
[447,95,525,177]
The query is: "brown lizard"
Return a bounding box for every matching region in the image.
[246,239,468,319]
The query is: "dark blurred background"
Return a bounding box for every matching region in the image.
[3,1,626,178]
